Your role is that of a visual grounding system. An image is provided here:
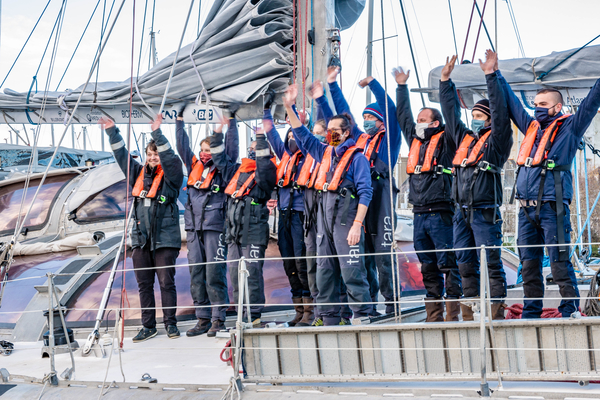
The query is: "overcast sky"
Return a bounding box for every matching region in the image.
[0,0,599,154]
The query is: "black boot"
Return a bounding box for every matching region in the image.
[288,297,304,327]
[207,320,226,337]
[186,318,211,337]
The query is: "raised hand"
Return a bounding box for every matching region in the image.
[358,76,374,88]
[262,118,273,133]
[98,117,115,130]
[327,66,340,84]
[213,116,228,134]
[309,80,324,99]
[479,49,498,75]
[441,55,457,82]
[392,67,410,85]
[283,84,298,108]
[150,114,163,132]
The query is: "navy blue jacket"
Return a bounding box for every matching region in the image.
[440,71,513,207]
[328,79,402,167]
[497,71,600,203]
[264,109,305,212]
[176,119,238,232]
[292,124,373,207]
[106,126,183,250]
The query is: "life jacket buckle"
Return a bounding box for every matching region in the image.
[211,184,220,193]
[414,165,422,174]
[193,181,202,189]
[158,195,167,204]
[231,190,239,198]
[545,159,555,170]
[139,190,148,199]
[478,161,490,171]
[460,158,468,168]
[277,178,285,188]
[339,187,348,198]
[524,157,533,167]
[434,165,443,174]
[322,182,329,192]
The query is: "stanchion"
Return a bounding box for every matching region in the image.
[45,273,58,386]
[479,245,490,397]
[228,257,250,397]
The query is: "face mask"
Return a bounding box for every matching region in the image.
[415,123,429,140]
[288,138,298,154]
[199,152,212,164]
[247,148,256,160]
[316,135,328,144]
[471,119,486,133]
[534,106,556,126]
[363,120,379,135]
[326,129,343,147]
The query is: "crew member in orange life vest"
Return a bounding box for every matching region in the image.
[497,57,600,318]
[440,51,512,320]
[100,114,183,342]
[394,66,462,322]
[211,116,277,325]
[176,106,237,337]
[284,83,373,326]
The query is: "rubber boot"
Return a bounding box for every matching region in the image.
[461,303,474,321]
[491,302,506,320]
[425,299,444,322]
[296,297,315,326]
[445,298,461,322]
[287,297,304,327]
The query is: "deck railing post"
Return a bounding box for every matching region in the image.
[479,245,490,397]
[232,257,249,392]
[46,273,58,386]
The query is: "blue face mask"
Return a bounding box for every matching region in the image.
[534,106,557,127]
[247,148,256,160]
[471,119,486,133]
[363,120,379,135]
[316,135,328,143]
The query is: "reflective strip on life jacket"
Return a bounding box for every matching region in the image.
[296,153,320,188]
[516,114,570,167]
[132,165,164,198]
[314,146,359,192]
[187,156,217,189]
[406,131,444,174]
[452,131,492,167]
[276,150,303,187]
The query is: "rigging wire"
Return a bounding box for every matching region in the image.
[407,0,431,71]
[470,0,488,63]
[397,0,425,107]
[55,0,103,90]
[0,0,52,90]
[136,0,150,79]
[447,0,458,58]
[505,0,525,57]
[460,0,477,63]
[473,0,495,54]
[149,0,157,70]
[94,0,116,95]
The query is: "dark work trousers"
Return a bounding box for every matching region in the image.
[132,246,179,329]
[453,208,506,300]
[413,211,462,299]
[518,202,579,318]
[316,199,371,325]
[228,243,266,320]
[364,178,396,314]
[187,229,229,322]
[278,210,310,298]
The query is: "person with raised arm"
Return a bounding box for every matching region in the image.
[439,51,513,320]
[496,54,600,319]
[99,114,183,342]
[175,106,238,337]
[211,112,277,326]
[394,66,462,322]
[284,83,373,326]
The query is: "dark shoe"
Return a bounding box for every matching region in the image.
[207,320,226,337]
[288,297,304,327]
[425,299,444,322]
[339,318,351,326]
[296,297,315,326]
[491,302,507,320]
[461,302,475,321]
[166,325,180,339]
[224,102,241,118]
[385,304,396,315]
[132,327,157,343]
[445,298,461,322]
[311,317,323,327]
[186,318,211,337]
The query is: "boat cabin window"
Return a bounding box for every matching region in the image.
[0,174,76,234]
[75,181,131,224]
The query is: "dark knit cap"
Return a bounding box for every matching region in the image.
[363,103,384,122]
[472,99,490,119]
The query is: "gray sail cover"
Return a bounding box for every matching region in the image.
[416,45,600,109]
[0,0,294,119]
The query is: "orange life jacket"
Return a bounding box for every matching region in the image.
[276,150,303,188]
[452,130,492,167]
[132,165,164,198]
[355,131,384,161]
[516,115,570,167]
[187,155,217,189]
[406,131,444,174]
[314,146,359,192]
[296,153,320,189]
[224,158,257,198]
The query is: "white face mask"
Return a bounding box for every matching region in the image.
[415,122,429,139]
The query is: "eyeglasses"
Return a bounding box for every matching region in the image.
[327,128,343,134]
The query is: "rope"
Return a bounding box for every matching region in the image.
[473,0,495,53]
[380,0,400,321]
[0,0,52,89]
[136,0,150,80]
[538,34,600,81]
[460,0,477,63]
[470,0,488,63]
[583,269,600,317]
[447,0,459,59]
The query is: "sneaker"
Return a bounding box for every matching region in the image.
[207,320,226,337]
[311,318,323,327]
[132,327,157,343]
[186,319,211,337]
[166,325,180,339]
[339,318,351,326]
